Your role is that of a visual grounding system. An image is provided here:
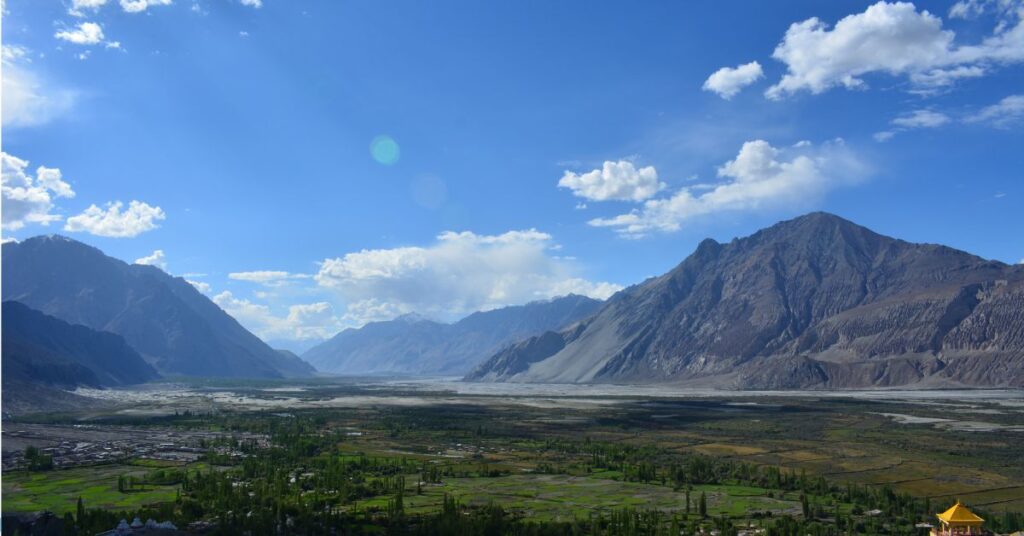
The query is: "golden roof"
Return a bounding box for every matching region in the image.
[936,502,984,525]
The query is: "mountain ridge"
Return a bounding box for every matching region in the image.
[467,212,1024,388]
[2,300,160,390]
[2,235,316,379]
[303,294,603,375]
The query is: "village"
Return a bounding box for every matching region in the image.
[1,423,269,471]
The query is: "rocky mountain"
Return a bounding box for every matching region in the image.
[2,301,160,388]
[303,295,602,375]
[2,236,315,379]
[467,212,1024,388]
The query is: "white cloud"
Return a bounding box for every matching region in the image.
[702,61,764,99]
[341,299,411,325]
[908,65,986,89]
[315,229,621,323]
[134,249,167,270]
[70,0,109,16]
[2,44,29,64]
[187,279,212,293]
[239,0,262,7]
[64,200,166,237]
[874,131,898,142]
[2,46,76,128]
[589,139,866,238]
[213,291,342,341]
[2,152,76,231]
[228,270,311,286]
[119,0,172,13]
[966,94,1024,126]
[558,160,664,202]
[55,22,104,45]
[876,109,952,140]
[765,1,1024,99]
[891,109,951,128]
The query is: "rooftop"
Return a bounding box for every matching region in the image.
[936,502,984,525]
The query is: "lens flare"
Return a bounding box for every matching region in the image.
[370,135,400,165]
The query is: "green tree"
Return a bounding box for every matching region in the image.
[699,492,707,518]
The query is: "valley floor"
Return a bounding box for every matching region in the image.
[2,379,1023,534]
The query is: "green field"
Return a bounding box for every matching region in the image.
[3,464,180,515]
[3,382,1022,534]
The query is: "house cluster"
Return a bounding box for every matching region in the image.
[2,425,272,470]
[97,517,183,535]
[1,432,203,470]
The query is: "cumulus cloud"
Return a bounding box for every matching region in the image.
[228,270,311,286]
[589,139,867,238]
[764,1,1024,99]
[558,160,664,202]
[55,22,104,45]
[702,61,764,99]
[340,299,411,325]
[875,109,952,140]
[187,279,212,293]
[70,0,109,16]
[119,0,172,13]
[2,46,77,128]
[966,94,1024,126]
[213,291,342,341]
[892,109,952,128]
[64,200,166,237]
[239,0,262,7]
[134,249,167,270]
[315,229,622,323]
[2,152,76,231]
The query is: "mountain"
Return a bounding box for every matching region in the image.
[2,301,160,388]
[303,295,603,375]
[467,213,1024,388]
[2,236,315,379]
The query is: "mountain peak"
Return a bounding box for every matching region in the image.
[469,213,1024,388]
[395,312,429,323]
[3,237,316,379]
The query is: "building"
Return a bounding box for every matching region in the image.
[931,502,985,536]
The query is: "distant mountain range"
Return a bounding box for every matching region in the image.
[467,212,1024,388]
[303,294,602,375]
[2,236,315,379]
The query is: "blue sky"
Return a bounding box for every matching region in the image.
[3,0,1022,350]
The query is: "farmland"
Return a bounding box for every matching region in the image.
[2,380,1022,534]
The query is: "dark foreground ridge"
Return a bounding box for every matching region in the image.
[2,235,315,379]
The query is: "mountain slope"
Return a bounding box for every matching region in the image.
[303,295,602,375]
[2,236,315,379]
[467,213,1024,388]
[2,301,159,389]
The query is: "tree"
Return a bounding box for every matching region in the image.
[699,492,708,518]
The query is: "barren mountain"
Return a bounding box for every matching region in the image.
[304,295,602,375]
[467,213,1024,388]
[2,236,315,379]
